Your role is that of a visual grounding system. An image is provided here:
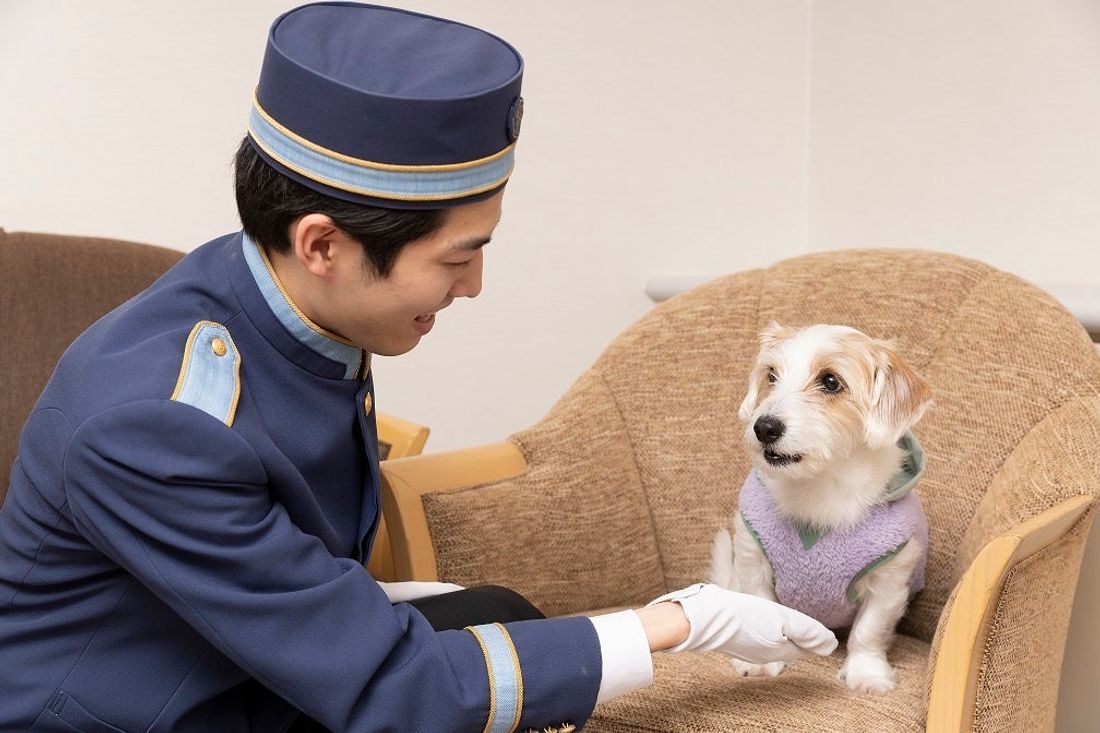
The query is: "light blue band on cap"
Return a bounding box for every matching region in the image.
[467,623,523,733]
[248,100,515,202]
[171,322,241,425]
[241,234,362,379]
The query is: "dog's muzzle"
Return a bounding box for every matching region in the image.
[763,447,803,467]
[754,415,803,466]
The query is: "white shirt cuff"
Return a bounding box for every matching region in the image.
[589,610,654,705]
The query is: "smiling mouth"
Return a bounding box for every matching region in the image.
[763,448,803,467]
[416,300,452,324]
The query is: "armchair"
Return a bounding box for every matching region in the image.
[379,248,1100,732]
[0,228,184,506]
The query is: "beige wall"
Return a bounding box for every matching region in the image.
[808,1,1100,281]
[2,1,1098,728]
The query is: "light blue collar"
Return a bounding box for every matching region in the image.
[241,234,365,379]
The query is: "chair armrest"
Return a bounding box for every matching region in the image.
[378,441,528,580]
[926,494,1094,732]
[376,411,430,461]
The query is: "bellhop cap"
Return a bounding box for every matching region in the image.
[248,2,524,209]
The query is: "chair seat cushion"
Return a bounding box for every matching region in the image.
[586,631,928,732]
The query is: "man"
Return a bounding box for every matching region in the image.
[0,4,836,731]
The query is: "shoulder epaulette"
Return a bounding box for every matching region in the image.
[170,321,242,426]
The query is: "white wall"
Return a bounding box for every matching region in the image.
[2,1,1098,728]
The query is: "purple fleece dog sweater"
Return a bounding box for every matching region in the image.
[738,436,928,629]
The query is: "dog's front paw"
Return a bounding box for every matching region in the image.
[730,658,787,678]
[838,654,896,694]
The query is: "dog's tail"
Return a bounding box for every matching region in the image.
[709,527,736,590]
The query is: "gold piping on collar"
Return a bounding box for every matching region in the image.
[253,240,360,351]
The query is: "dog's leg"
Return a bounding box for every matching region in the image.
[711,515,787,678]
[839,540,921,694]
[709,523,737,590]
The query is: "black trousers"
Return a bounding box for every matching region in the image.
[288,586,544,732]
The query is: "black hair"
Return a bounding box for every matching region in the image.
[233,136,446,277]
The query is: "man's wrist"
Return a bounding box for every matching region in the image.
[634,602,690,652]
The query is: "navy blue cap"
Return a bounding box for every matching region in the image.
[248,2,524,209]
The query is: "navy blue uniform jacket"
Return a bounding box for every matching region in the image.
[0,233,601,732]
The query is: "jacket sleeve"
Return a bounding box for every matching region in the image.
[62,399,601,732]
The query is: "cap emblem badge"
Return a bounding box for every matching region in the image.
[508,96,524,141]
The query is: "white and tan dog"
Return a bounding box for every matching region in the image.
[711,323,932,694]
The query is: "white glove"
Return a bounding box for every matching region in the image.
[377,581,465,604]
[647,583,837,664]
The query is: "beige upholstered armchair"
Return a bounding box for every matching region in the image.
[0,228,426,582]
[379,249,1100,732]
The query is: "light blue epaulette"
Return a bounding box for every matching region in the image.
[170,321,242,426]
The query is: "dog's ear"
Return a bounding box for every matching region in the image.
[865,341,933,448]
[738,370,763,422]
[759,321,790,348]
[740,322,786,421]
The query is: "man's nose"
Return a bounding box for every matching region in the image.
[451,251,483,298]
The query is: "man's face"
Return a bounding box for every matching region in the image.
[315,190,502,356]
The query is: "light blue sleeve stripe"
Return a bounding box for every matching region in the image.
[469,623,522,733]
[173,323,239,425]
[249,106,514,200]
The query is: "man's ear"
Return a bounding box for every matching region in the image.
[864,341,933,448]
[289,214,341,277]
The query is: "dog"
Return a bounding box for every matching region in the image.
[711,322,932,694]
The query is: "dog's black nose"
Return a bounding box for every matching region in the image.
[754,415,785,444]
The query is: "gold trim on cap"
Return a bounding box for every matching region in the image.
[252,90,515,173]
[247,125,514,203]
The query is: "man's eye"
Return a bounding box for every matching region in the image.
[820,373,843,393]
[447,261,471,268]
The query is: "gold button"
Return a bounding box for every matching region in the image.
[363,392,373,415]
[211,338,227,357]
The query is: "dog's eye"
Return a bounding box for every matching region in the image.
[767,368,778,385]
[820,373,843,393]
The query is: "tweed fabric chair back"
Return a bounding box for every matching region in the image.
[0,229,183,506]
[593,248,1100,641]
